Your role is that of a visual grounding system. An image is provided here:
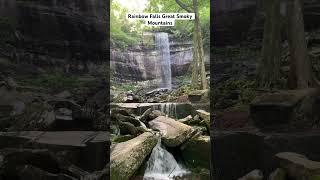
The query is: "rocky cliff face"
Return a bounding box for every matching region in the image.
[213,0,320,46]
[0,0,107,73]
[110,40,195,82]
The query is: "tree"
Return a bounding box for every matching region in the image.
[286,0,314,89]
[110,0,142,48]
[175,0,207,89]
[258,0,281,89]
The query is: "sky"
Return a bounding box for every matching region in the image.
[115,0,148,12]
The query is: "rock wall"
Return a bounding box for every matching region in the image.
[110,40,195,82]
[213,0,320,46]
[0,0,107,73]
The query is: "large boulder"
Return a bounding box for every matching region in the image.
[268,168,286,180]
[181,135,210,168]
[238,169,263,180]
[196,109,210,128]
[110,132,158,180]
[211,130,320,180]
[188,89,209,103]
[149,116,196,147]
[275,152,320,179]
[250,88,320,130]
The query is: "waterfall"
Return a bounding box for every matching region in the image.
[143,139,189,180]
[155,32,172,90]
[160,103,177,119]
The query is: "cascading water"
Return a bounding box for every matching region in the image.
[160,103,177,119]
[143,138,189,180]
[155,32,172,90]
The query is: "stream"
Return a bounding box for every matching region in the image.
[143,138,190,180]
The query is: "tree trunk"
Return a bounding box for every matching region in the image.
[175,0,207,89]
[258,0,281,89]
[287,0,313,89]
[193,0,207,89]
[191,29,199,87]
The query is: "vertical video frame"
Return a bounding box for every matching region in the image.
[110,0,210,179]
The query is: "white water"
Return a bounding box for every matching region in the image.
[143,139,189,180]
[155,32,172,90]
[159,103,177,119]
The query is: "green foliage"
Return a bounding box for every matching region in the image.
[110,0,210,49]
[111,1,142,48]
[146,0,210,48]
[213,77,257,109]
[112,82,139,92]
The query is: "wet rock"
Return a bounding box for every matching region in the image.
[146,97,162,103]
[149,116,195,147]
[112,135,134,143]
[196,110,210,128]
[115,114,141,127]
[178,115,193,124]
[250,88,320,129]
[124,91,141,103]
[181,135,210,168]
[145,88,169,97]
[275,152,320,179]
[119,121,139,136]
[148,110,165,120]
[110,107,131,118]
[194,115,200,121]
[188,89,209,103]
[139,108,152,122]
[192,126,208,135]
[238,169,263,180]
[268,168,286,180]
[110,132,158,180]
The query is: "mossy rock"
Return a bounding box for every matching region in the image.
[110,132,158,180]
[181,135,210,168]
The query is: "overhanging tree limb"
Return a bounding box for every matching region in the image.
[175,0,193,13]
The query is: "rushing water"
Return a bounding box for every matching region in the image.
[143,139,189,180]
[159,103,177,119]
[155,32,172,90]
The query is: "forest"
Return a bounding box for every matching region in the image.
[110,0,210,103]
